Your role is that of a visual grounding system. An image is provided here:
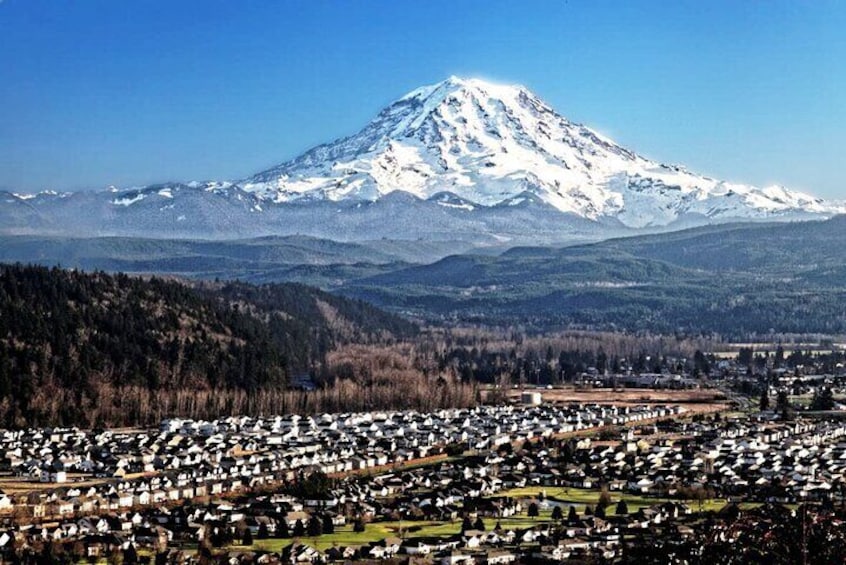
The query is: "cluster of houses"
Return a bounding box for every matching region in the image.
[0,438,702,563]
[564,416,846,501]
[0,404,680,521]
[5,399,846,562]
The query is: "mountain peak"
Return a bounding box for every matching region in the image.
[401,75,529,101]
[241,75,639,210]
[5,78,843,242]
[237,79,844,227]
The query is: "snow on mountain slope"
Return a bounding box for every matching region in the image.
[3,76,841,242]
[241,76,842,228]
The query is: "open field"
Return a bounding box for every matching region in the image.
[505,387,728,416]
[0,474,109,496]
[490,486,728,513]
[509,387,724,404]
[246,510,565,551]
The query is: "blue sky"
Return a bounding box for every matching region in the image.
[1,0,844,199]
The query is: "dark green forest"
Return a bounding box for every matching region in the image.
[0,264,416,427]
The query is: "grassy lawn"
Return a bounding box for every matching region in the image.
[241,510,560,551]
[229,487,773,554]
[492,486,727,513]
[228,495,778,554]
[248,523,411,551]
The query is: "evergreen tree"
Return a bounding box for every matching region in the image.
[322,514,335,535]
[293,519,305,537]
[568,506,578,523]
[776,390,794,420]
[811,387,835,411]
[307,516,323,537]
[760,388,770,411]
[775,345,785,368]
[693,350,710,376]
[552,505,563,521]
[123,543,139,564]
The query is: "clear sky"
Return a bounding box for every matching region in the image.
[1,0,844,199]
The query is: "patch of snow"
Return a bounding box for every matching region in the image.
[436,200,475,211]
[112,193,146,207]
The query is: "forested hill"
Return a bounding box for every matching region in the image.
[341,216,846,335]
[0,264,416,427]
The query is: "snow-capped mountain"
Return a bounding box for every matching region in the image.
[2,76,842,244]
[240,76,843,228]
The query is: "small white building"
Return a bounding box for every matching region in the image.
[521,392,543,406]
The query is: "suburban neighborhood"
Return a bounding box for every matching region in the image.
[0,389,845,563]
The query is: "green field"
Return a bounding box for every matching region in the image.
[491,486,727,513]
[228,487,767,553]
[241,510,562,551]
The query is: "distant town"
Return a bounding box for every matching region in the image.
[2,346,846,563]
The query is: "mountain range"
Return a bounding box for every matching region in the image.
[4,76,845,335]
[340,216,846,336]
[4,76,842,247]
[3,215,845,335]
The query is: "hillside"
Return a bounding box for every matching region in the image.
[0,264,416,427]
[340,216,846,336]
[597,215,846,273]
[2,218,845,337]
